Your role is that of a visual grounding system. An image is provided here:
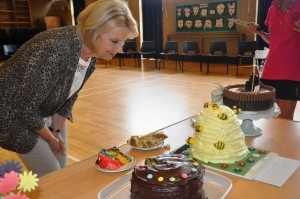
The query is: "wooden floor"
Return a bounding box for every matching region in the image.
[1,58,300,169]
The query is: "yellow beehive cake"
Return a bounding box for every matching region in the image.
[190,103,249,164]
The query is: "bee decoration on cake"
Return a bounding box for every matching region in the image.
[195,125,203,132]
[212,103,219,110]
[218,113,228,120]
[214,141,225,149]
[204,102,211,108]
[232,106,241,114]
[187,136,195,145]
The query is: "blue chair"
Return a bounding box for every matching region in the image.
[181,41,202,73]
[117,41,138,68]
[137,41,158,69]
[207,41,228,74]
[1,44,17,60]
[236,41,258,76]
[159,41,180,70]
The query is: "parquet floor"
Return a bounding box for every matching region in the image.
[1,58,299,169]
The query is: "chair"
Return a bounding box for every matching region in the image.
[207,41,228,74]
[29,28,40,38]
[236,41,258,76]
[181,41,202,73]
[117,41,138,68]
[97,59,111,66]
[8,29,22,47]
[137,41,157,69]
[0,44,17,60]
[0,29,10,45]
[18,28,31,44]
[159,41,179,70]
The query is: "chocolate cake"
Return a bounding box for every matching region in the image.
[130,154,205,199]
[223,83,275,111]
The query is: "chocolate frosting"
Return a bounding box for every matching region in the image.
[130,155,205,199]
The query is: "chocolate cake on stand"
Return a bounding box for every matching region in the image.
[214,64,280,136]
[236,72,280,136]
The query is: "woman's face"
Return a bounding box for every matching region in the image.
[95,27,131,60]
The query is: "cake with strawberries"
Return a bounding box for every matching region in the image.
[130,154,205,199]
[190,103,249,164]
[223,74,276,111]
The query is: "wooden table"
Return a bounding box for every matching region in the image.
[27,118,300,199]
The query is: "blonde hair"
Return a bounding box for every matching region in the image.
[77,0,139,50]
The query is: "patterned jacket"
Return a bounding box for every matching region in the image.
[0,26,96,153]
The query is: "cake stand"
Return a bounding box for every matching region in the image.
[238,103,280,136]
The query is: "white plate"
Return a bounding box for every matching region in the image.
[95,156,136,173]
[98,170,232,199]
[130,140,164,151]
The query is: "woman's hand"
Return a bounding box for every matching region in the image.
[51,132,67,156]
[47,133,67,156]
[248,22,270,44]
[248,23,261,34]
[50,114,67,155]
[47,137,61,154]
[37,125,66,155]
[294,20,300,32]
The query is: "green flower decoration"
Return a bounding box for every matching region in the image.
[17,171,39,193]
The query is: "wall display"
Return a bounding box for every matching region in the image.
[175,1,238,33]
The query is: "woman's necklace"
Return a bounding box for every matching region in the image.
[76,63,86,73]
[77,57,90,73]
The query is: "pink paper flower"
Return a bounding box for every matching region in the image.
[0,171,19,194]
[4,193,29,199]
[0,160,39,199]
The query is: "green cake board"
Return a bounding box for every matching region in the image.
[170,144,270,178]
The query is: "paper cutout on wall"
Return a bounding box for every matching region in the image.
[175,1,238,33]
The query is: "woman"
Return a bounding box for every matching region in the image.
[0,0,138,177]
[248,0,300,120]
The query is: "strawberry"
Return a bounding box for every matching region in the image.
[98,154,122,170]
